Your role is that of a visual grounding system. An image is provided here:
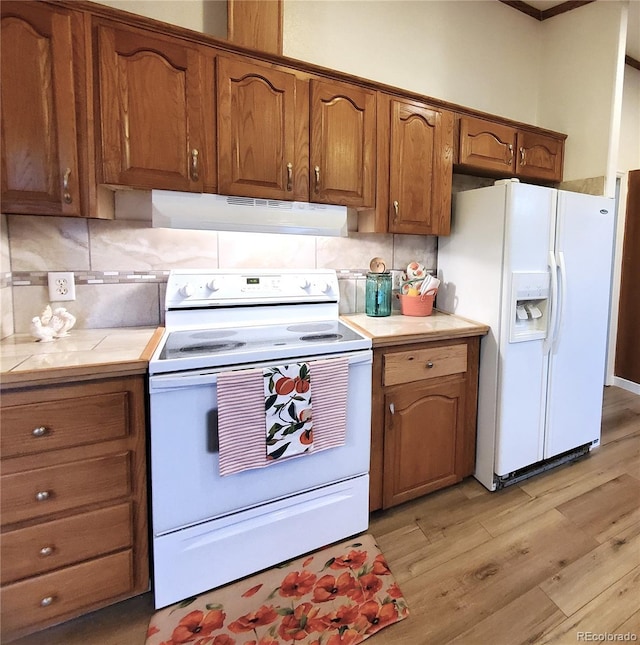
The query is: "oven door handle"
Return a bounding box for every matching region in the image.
[149,350,373,392]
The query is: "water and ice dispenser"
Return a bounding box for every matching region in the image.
[509,272,550,342]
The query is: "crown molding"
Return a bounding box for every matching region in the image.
[499,1,596,21]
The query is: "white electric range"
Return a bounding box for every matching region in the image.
[148,269,372,608]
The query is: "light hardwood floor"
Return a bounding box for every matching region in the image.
[11,386,640,645]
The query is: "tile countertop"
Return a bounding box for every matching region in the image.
[0,327,164,389]
[341,310,489,348]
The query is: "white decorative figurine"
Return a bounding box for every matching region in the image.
[30,304,76,342]
[51,308,76,337]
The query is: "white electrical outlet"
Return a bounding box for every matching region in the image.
[48,272,76,301]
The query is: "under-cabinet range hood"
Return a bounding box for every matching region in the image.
[150,190,349,237]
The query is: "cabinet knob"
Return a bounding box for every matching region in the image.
[426,361,434,368]
[39,546,54,557]
[62,168,72,204]
[519,147,526,165]
[508,144,514,165]
[393,200,399,219]
[39,596,55,608]
[35,490,51,502]
[286,162,293,191]
[32,426,49,437]
[389,402,395,415]
[190,148,199,181]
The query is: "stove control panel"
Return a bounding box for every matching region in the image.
[165,269,339,309]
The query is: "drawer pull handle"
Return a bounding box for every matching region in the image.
[389,402,395,415]
[39,546,54,557]
[426,361,434,368]
[32,426,49,437]
[40,596,55,608]
[35,491,51,502]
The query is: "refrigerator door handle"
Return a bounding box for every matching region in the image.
[553,251,567,352]
[544,251,559,355]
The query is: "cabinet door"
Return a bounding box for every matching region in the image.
[383,378,466,508]
[388,98,453,235]
[217,57,296,200]
[310,78,376,208]
[516,131,563,182]
[1,2,82,216]
[458,116,516,174]
[96,22,207,192]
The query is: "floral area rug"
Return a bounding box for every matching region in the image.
[145,533,409,645]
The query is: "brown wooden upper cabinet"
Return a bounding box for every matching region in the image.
[1,1,85,216]
[95,21,212,192]
[386,96,454,235]
[458,115,564,183]
[310,78,376,209]
[516,130,564,182]
[216,62,376,208]
[217,57,297,200]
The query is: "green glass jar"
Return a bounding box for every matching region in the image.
[365,271,392,317]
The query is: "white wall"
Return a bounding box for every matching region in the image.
[619,66,640,171]
[284,0,542,123]
[96,0,227,37]
[538,1,628,195]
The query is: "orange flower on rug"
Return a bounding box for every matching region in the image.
[145,533,409,645]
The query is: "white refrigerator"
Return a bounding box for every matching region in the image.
[437,179,615,490]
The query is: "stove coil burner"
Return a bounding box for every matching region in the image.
[300,333,343,342]
[179,341,246,354]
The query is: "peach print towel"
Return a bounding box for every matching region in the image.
[263,363,314,460]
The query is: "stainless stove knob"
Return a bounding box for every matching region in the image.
[180,283,194,298]
[298,279,311,291]
[206,280,218,292]
[317,281,332,294]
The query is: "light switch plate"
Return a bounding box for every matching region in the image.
[48,272,76,301]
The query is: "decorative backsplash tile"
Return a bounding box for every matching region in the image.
[3,212,439,336]
[10,271,170,287]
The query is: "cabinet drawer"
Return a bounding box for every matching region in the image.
[0,549,133,638]
[1,392,129,458]
[1,453,131,526]
[1,503,132,584]
[384,344,467,386]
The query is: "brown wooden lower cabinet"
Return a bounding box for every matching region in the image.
[0,375,148,641]
[370,336,480,511]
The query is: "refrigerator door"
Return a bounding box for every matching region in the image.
[494,182,555,477]
[438,180,555,488]
[437,182,510,490]
[544,192,615,459]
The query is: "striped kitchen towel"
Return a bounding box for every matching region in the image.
[217,356,349,476]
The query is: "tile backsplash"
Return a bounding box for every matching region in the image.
[1,215,437,335]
